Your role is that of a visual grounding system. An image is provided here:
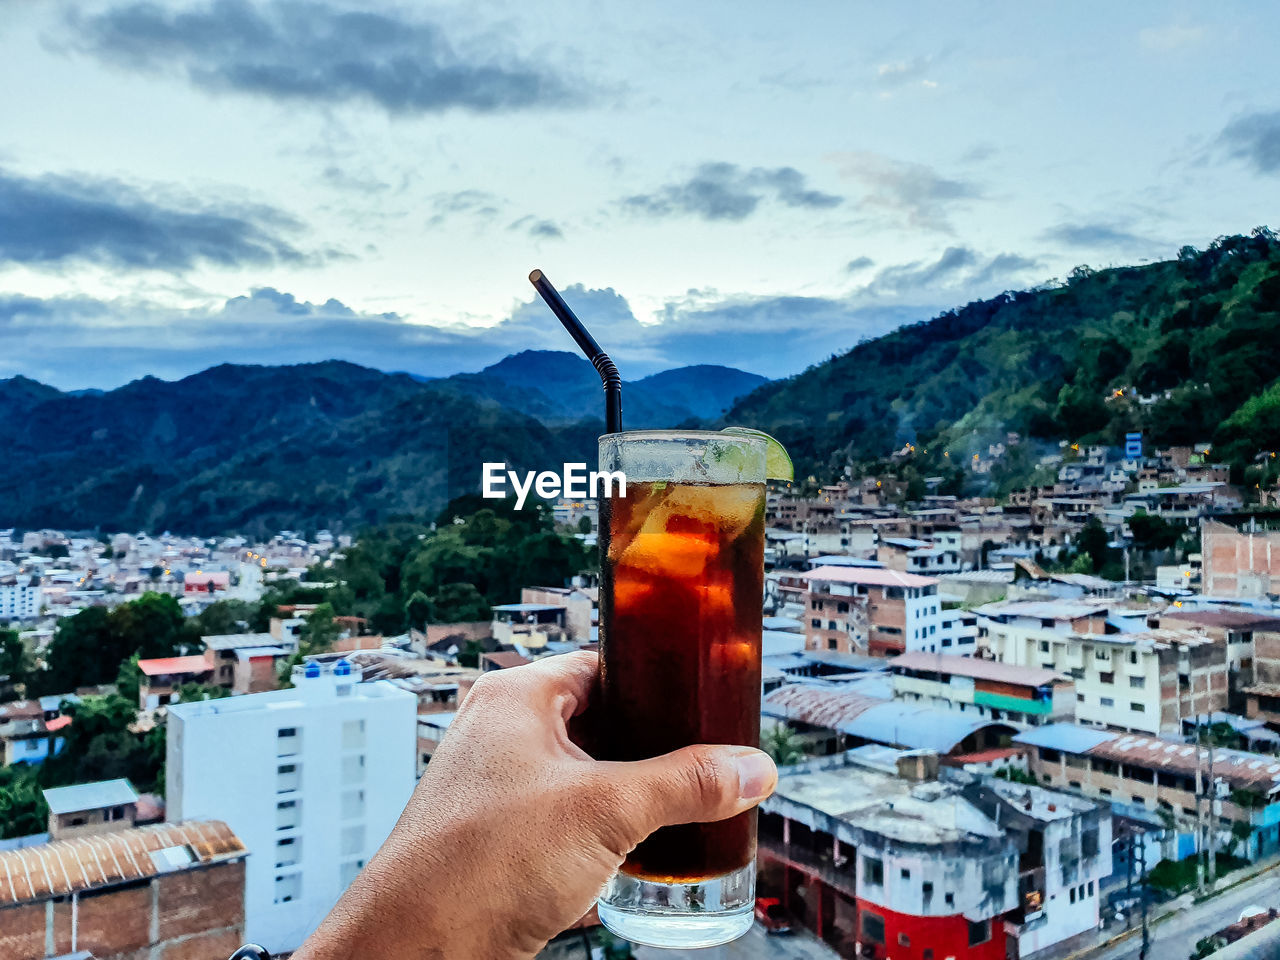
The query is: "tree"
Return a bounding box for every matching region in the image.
[404,591,434,631]
[298,603,340,651]
[432,583,491,624]
[115,654,143,705]
[761,725,806,766]
[577,516,593,535]
[1074,519,1111,574]
[194,599,259,637]
[1128,511,1181,553]
[175,682,230,702]
[0,629,28,699]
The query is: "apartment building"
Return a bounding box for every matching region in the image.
[804,565,971,658]
[1202,519,1280,599]
[978,602,1228,736]
[167,659,417,954]
[1016,723,1280,861]
[758,747,1110,960]
[878,536,963,575]
[888,652,1075,726]
[0,580,42,619]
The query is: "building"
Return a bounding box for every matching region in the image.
[0,700,69,765]
[0,820,246,960]
[758,747,1066,960]
[43,779,138,840]
[204,632,290,693]
[803,565,969,658]
[1156,608,1280,692]
[978,602,1229,736]
[1015,723,1280,861]
[136,654,216,709]
[166,660,417,954]
[491,603,569,648]
[878,537,963,575]
[0,580,42,620]
[888,652,1075,726]
[1202,518,1280,599]
[521,585,596,642]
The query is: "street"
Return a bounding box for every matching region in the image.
[1091,870,1280,960]
[633,923,839,960]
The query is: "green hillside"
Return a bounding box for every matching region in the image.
[728,228,1280,486]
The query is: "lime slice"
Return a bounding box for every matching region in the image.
[721,426,794,482]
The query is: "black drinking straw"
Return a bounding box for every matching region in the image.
[528,269,623,433]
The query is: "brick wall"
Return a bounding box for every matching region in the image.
[0,901,47,959]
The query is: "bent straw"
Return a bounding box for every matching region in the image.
[528,269,623,434]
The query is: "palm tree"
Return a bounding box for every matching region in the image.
[762,724,806,766]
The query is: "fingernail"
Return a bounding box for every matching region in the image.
[734,750,776,800]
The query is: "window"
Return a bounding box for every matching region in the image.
[1039,640,1050,652]
[944,892,954,906]
[923,951,934,960]
[274,873,301,904]
[342,754,365,785]
[1128,651,1138,664]
[1088,880,1095,896]
[106,806,125,821]
[898,933,911,947]
[277,727,300,757]
[1100,697,1115,707]
[1129,676,1145,689]
[837,601,848,614]
[342,719,366,751]
[1070,886,1076,904]
[341,824,365,858]
[942,638,952,647]
[1082,827,1099,857]
[861,913,885,944]
[1077,693,1086,702]
[827,638,838,651]
[900,868,911,880]
[863,856,883,886]
[1130,702,1145,712]
[341,789,366,820]
[1132,795,1146,806]
[1099,672,1114,685]
[276,799,299,831]
[277,763,301,793]
[968,918,990,946]
[1095,649,1110,660]
[275,837,300,868]
[922,881,933,897]
[828,621,838,630]
[811,619,820,628]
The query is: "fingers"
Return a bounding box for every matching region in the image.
[462,650,598,726]
[603,745,777,842]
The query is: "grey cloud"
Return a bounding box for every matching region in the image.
[876,56,935,89]
[509,216,564,240]
[1219,110,1280,175]
[625,162,842,222]
[846,256,875,272]
[836,152,979,232]
[0,168,305,270]
[67,1,580,115]
[866,247,1041,296]
[426,189,503,227]
[1043,222,1162,253]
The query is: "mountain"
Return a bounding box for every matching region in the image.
[727,229,1280,486]
[444,350,768,426]
[0,355,765,535]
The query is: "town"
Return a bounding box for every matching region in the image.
[1,428,1279,960]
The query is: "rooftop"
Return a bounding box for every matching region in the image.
[889,651,1065,687]
[806,565,937,589]
[975,599,1110,621]
[482,651,532,669]
[1160,610,1280,631]
[840,700,1018,754]
[491,603,566,613]
[43,778,138,815]
[202,632,276,651]
[137,654,212,677]
[763,683,885,729]
[0,820,243,906]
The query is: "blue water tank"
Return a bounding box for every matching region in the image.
[334,659,352,677]
[304,661,321,679]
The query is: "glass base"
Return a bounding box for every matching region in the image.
[597,860,755,949]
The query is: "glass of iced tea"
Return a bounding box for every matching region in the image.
[595,430,766,948]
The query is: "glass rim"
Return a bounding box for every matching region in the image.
[600,429,765,445]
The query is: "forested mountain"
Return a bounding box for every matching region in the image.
[728,229,1280,484]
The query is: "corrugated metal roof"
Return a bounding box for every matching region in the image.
[0,820,244,905]
[762,683,885,728]
[839,701,1015,753]
[43,779,138,815]
[1087,735,1280,792]
[1161,610,1280,631]
[806,565,937,588]
[1013,723,1119,753]
[202,632,276,651]
[137,654,212,677]
[889,651,1065,687]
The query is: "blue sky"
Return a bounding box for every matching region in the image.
[1,0,1278,388]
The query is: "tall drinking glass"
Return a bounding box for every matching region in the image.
[595,430,766,948]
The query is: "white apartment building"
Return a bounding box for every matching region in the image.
[167,661,417,954]
[0,581,43,620]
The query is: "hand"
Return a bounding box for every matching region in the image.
[293,650,777,960]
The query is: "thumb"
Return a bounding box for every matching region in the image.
[611,745,777,840]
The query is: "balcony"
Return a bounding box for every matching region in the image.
[758,837,858,900]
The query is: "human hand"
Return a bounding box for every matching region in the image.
[293,650,777,960]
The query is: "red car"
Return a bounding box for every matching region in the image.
[755,897,792,934]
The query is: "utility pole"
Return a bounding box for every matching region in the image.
[1207,736,1218,890]
[1195,713,1207,896]
[1138,836,1151,960]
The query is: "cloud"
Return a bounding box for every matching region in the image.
[846,256,875,273]
[834,152,979,232]
[1043,222,1164,254]
[1219,110,1280,175]
[66,0,580,115]
[509,216,564,240]
[1138,23,1205,51]
[0,167,306,270]
[876,56,937,91]
[426,189,503,227]
[864,246,1040,297]
[624,162,842,222]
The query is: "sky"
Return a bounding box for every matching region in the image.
[1,0,1278,389]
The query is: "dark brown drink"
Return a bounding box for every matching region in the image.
[599,479,765,882]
